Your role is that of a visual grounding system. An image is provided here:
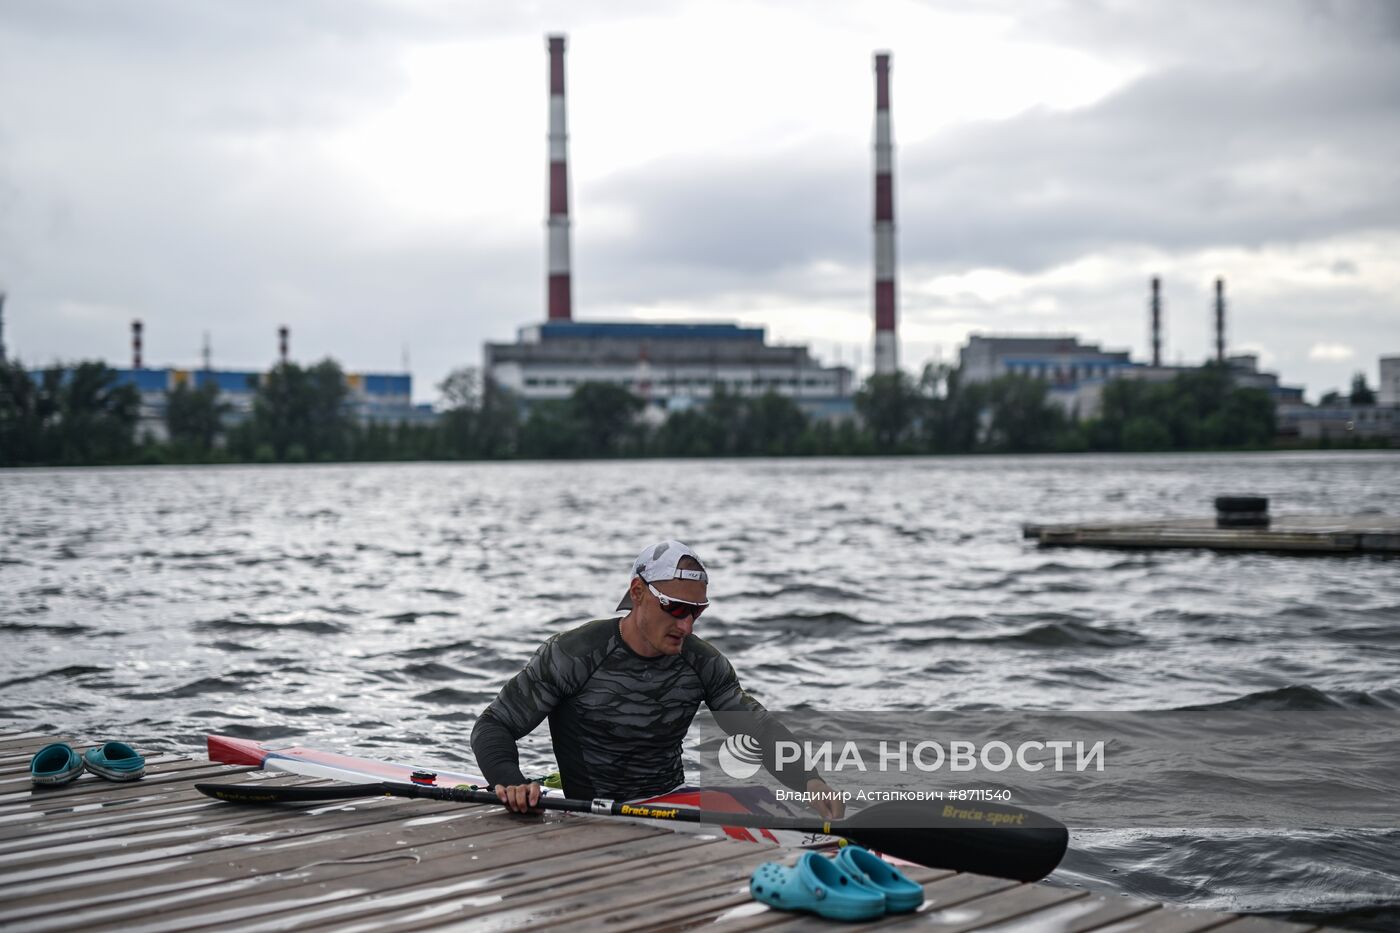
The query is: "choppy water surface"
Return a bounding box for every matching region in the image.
[3,452,1398,927]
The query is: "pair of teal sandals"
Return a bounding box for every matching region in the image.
[30,742,146,786]
[750,845,924,921]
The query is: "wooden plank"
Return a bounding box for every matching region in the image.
[0,753,198,791]
[955,893,1159,931]
[0,760,256,810]
[0,789,498,898]
[1087,907,1243,932]
[13,816,682,933]
[0,784,488,874]
[0,775,341,851]
[284,839,775,933]
[471,848,777,933]
[0,774,320,839]
[114,824,714,933]
[873,882,1086,931]
[1032,513,1400,555]
[2,804,599,926]
[0,733,52,750]
[228,829,732,933]
[0,735,96,759]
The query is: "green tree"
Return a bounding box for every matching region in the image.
[921,368,984,453]
[247,358,353,461]
[743,391,808,456]
[856,372,922,451]
[436,367,520,459]
[165,381,229,455]
[567,382,645,457]
[518,400,584,459]
[1349,372,1376,406]
[654,407,716,457]
[49,362,140,464]
[983,374,1067,452]
[0,361,48,465]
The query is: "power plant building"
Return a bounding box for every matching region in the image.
[959,334,1303,421]
[481,34,855,420]
[485,321,854,420]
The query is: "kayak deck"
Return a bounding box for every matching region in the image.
[1,731,1333,932]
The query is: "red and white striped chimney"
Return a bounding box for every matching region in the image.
[872,52,898,376]
[546,34,572,322]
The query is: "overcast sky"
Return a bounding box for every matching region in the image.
[1,0,1397,402]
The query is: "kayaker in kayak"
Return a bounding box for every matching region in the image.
[471,540,845,820]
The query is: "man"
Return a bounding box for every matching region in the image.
[470,540,844,820]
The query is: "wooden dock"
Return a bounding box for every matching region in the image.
[0,732,1333,931]
[1024,514,1400,555]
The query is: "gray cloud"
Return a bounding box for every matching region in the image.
[1,0,1396,402]
[588,40,1400,279]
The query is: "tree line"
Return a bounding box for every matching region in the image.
[0,355,1299,468]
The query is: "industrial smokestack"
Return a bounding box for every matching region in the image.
[546,34,572,322]
[1150,277,1162,367]
[132,319,143,370]
[0,291,6,363]
[278,325,288,365]
[872,51,898,376]
[1214,277,1225,363]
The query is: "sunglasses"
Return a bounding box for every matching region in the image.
[646,581,709,621]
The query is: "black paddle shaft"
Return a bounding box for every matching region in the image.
[195,779,1067,882]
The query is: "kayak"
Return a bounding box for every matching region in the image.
[204,734,1070,880]
[207,734,840,851]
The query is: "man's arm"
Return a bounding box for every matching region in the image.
[692,644,845,820]
[470,637,567,811]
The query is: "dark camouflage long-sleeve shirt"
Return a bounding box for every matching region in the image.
[470,617,816,801]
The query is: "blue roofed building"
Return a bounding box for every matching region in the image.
[93,367,426,441]
[484,320,854,420]
[959,335,1304,422]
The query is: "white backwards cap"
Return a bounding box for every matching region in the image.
[615,540,708,611]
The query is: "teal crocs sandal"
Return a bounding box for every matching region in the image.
[834,844,925,913]
[749,851,885,921]
[83,742,146,781]
[30,743,84,786]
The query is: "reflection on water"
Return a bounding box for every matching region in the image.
[2,451,1398,927]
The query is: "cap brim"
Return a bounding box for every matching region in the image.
[616,591,633,611]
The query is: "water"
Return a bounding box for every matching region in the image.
[3,452,1398,927]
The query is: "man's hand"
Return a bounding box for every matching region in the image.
[494,782,542,814]
[806,777,845,821]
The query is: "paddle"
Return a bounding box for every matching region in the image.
[195,780,1068,882]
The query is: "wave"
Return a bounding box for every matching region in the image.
[382,610,460,625]
[419,587,465,599]
[891,620,1146,650]
[0,665,108,690]
[747,611,876,634]
[0,622,91,636]
[1177,685,1400,711]
[195,616,348,635]
[413,687,492,706]
[211,723,309,740]
[401,662,471,682]
[123,674,259,700]
[729,583,874,602]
